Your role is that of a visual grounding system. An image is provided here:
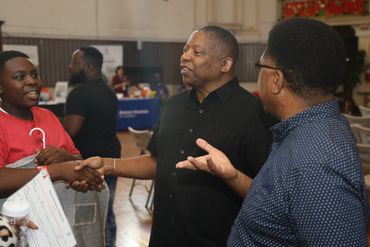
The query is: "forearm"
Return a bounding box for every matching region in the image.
[102,154,156,179]
[224,169,253,198]
[113,83,123,89]
[0,168,39,198]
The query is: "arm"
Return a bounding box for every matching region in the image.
[113,82,124,90]
[75,154,157,179]
[291,168,368,245]
[35,146,82,165]
[63,114,85,137]
[176,138,253,197]
[0,162,103,198]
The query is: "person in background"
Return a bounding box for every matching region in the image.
[0,50,102,198]
[74,25,273,247]
[64,47,121,247]
[176,18,369,246]
[112,65,130,97]
[150,73,169,100]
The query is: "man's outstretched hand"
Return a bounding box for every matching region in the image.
[176,138,237,180]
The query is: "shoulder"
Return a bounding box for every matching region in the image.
[32,107,60,122]
[233,86,262,107]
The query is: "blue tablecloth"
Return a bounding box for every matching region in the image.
[116,98,161,130]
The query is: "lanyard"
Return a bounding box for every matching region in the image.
[0,107,8,114]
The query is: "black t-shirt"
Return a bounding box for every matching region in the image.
[65,79,121,158]
[147,78,273,247]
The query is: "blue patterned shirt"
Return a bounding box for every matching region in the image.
[228,100,369,246]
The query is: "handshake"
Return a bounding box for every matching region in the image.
[50,157,114,192]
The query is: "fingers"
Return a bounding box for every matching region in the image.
[75,157,101,171]
[27,220,39,230]
[176,159,198,170]
[196,138,216,154]
[187,156,207,171]
[35,147,63,165]
[205,156,219,174]
[70,181,89,193]
[82,168,104,186]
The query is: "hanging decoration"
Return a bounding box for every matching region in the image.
[282,0,368,18]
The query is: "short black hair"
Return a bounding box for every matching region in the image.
[79,47,103,70]
[265,17,346,96]
[0,50,29,72]
[199,25,239,63]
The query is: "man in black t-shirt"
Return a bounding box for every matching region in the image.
[64,47,121,247]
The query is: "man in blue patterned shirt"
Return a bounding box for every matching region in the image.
[177,18,369,246]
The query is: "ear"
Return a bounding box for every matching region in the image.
[84,64,93,73]
[271,70,284,95]
[220,57,233,73]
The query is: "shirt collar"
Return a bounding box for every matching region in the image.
[270,100,340,143]
[187,77,239,104]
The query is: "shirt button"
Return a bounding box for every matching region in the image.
[180,150,185,154]
[199,109,204,114]
[169,193,174,198]
[189,128,194,133]
[170,217,175,222]
[172,171,176,177]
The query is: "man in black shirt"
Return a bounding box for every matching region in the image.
[76,26,272,247]
[64,47,121,247]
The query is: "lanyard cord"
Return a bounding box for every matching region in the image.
[0,107,8,114]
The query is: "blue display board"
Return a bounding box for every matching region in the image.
[116,98,161,130]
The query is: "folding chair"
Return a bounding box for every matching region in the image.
[127,127,154,210]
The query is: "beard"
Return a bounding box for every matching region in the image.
[69,69,87,86]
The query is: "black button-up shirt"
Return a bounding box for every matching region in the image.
[148,78,273,247]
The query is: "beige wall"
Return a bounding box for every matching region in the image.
[0,0,277,42]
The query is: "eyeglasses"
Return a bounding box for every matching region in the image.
[254,62,280,72]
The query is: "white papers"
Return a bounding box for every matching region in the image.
[8,168,76,247]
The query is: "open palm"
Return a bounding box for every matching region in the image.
[176,138,237,180]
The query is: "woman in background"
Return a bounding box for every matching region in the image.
[112,65,130,96]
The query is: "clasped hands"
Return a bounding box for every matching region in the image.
[67,157,113,192]
[52,138,239,192]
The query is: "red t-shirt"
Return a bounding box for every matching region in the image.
[0,106,80,168]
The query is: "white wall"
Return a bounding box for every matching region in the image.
[0,0,194,41]
[0,0,277,42]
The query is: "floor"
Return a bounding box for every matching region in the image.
[115,131,370,246]
[114,131,152,247]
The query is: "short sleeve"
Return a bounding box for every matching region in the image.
[65,86,88,117]
[49,113,80,155]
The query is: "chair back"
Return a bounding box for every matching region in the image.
[342,114,370,128]
[359,105,370,117]
[357,143,370,174]
[128,127,152,153]
[351,124,370,144]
